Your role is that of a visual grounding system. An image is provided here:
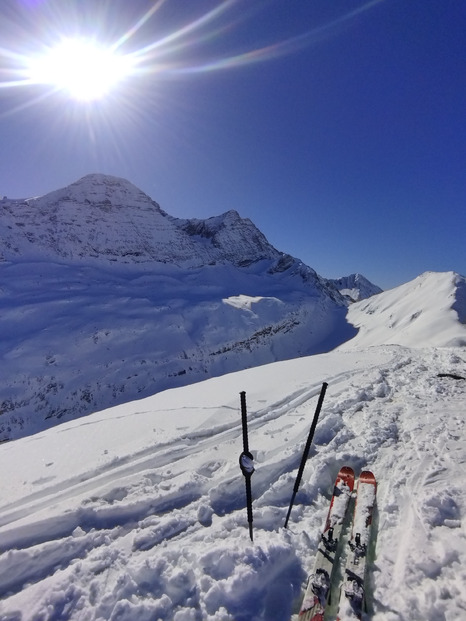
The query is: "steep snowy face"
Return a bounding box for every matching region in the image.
[0,174,191,264]
[175,210,280,267]
[340,271,466,349]
[0,256,355,441]
[0,174,280,268]
[327,273,383,302]
[39,174,164,213]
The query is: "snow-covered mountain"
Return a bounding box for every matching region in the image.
[1,174,464,444]
[1,174,281,268]
[0,174,370,441]
[327,273,383,302]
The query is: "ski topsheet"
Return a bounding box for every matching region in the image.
[298,466,355,620]
[337,470,377,621]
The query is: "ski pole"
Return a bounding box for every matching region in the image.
[284,382,328,529]
[239,391,255,541]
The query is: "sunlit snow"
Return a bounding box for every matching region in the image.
[0,337,465,619]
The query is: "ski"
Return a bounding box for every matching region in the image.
[297,466,355,621]
[337,470,377,621]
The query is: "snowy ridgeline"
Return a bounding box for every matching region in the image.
[0,173,284,268]
[0,345,465,620]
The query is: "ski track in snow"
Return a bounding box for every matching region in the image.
[0,346,465,620]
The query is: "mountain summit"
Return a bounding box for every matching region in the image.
[1,174,282,268]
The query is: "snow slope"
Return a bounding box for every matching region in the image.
[0,344,465,620]
[342,271,466,349]
[0,257,357,442]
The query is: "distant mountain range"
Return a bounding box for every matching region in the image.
[1,174,464,441]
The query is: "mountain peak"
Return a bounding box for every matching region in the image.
[173,209,280,267]
[327,273,383,302]
[36,173,163,213]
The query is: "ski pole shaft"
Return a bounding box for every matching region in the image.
[293,382,328,494]
[239,391,254,541]
[245,476,254,541]
[240,391,249,454]
[284,382,328,528]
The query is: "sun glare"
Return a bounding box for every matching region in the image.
[27,38,133,102]
[0,0,385,111]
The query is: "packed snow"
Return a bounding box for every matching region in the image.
[0,343,465,620]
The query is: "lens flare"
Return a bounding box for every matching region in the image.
[26,38,134,101]
[0,0,386,107]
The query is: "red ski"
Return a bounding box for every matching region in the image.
[337,470,377,620]
[297,466,355,621]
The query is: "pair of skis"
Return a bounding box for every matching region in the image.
[297,467,377,621]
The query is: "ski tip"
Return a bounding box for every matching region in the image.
[359,470,376,486]
[339,466,355,477]
[337,466,355,491]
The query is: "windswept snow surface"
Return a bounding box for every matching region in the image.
[0,345,465,620]
[342,271,466,349]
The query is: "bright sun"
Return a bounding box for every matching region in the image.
[27,38,133,102]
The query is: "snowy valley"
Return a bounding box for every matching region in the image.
[0,174,465,620]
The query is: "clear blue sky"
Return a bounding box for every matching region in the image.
[1,0,465,290]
